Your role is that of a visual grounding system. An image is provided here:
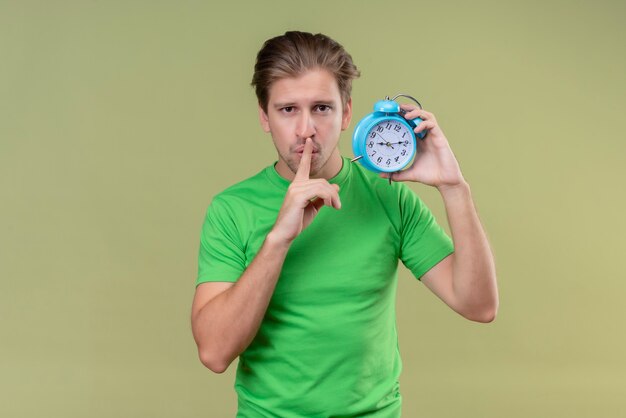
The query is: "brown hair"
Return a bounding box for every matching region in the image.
[251,31,360,113]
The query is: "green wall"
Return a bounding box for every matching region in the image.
[1,1,624,416]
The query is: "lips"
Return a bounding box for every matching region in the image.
[294,146,320,154]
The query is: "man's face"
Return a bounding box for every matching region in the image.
[258,69,352,180]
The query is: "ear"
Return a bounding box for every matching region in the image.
[341,98,352,131]
[258,104,271,133]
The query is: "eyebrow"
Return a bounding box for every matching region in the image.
[272,102,296,108]
[272,99,337,109]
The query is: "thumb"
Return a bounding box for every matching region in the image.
[379,171,411,182]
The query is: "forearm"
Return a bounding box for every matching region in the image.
[192,232,290,372]
[439,181,499,320]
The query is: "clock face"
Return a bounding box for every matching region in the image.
[365,119,415,170]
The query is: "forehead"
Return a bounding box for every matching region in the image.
[267,69,341,105]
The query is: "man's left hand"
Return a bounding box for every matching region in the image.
[380,104,465,190]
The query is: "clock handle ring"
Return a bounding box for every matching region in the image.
[390,93,423,109]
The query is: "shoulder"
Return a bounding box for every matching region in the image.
[216,167,268,198]
[208,166,275,210]
[200,169,270,239]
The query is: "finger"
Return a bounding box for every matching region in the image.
[288,179,333,199]
[414,120,437,135]
[403,108,426,121]
[331,184,341,209]
[399,104,418,113]
[295,182,341,209]
[317,184,341,209]
[403,108,436,123]
[318,183,341,209]
[312,197,325,211]
[294,137,313,181]
[380,171,411,182]
[400,104,426,119]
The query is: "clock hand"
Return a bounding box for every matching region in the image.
[375,133,396,149]
[375,132,388,142]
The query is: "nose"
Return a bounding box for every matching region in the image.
[296,110,316,140]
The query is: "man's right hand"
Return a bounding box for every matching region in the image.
[269,138,342,244]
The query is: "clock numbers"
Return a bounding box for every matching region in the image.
[366,118,414,171]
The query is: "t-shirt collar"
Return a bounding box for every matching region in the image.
[265,156,351,190]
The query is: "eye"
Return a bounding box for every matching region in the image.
[281,106,295,113]
[315,104,332,113]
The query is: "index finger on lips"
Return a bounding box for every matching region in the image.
[294,137,313,181]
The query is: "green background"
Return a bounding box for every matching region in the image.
[1,1,624,417]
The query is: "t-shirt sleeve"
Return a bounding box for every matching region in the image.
[398,185,455,280]
[196,196,246,286]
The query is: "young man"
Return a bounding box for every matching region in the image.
[191,31,498,417]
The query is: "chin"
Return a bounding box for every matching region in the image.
[289,153,320,171]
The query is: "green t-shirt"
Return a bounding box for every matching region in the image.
[197,157,454,417]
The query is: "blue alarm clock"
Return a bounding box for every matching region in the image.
[352,94,426,174]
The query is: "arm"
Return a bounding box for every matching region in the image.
[191,233,290,373]
[191,138,341,373]
[421,182,498,322]
[382,105,498,322]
